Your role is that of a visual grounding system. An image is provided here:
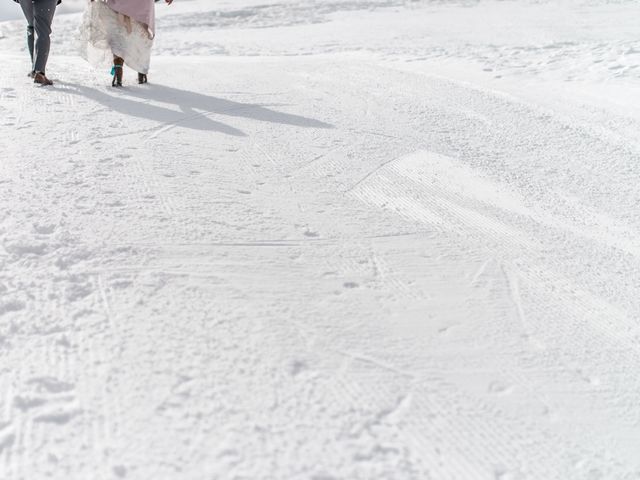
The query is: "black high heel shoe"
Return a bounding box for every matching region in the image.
[138,73,148,84]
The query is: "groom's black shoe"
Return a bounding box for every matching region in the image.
[34,72,53,86]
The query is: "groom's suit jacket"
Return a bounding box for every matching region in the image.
[12,0,62,4]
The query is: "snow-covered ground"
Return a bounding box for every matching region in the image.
[1,0,640,478]
[0,0,84,21]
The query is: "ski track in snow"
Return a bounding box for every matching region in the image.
[1,0,640,478]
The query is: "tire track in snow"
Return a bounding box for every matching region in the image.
[348,149,640,471]
[502,263,544,350]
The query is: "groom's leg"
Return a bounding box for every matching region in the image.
[32,0,58,73]
[27,26,35,66]
[18,0,35,68]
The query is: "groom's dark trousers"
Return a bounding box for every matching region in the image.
[18,0,58,73]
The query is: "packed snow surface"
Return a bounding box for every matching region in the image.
[1,0,640,478]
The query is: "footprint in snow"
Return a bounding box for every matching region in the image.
[27,377,74,394]
[33,408,81,425]
[13,395,47,412]
[0,432,15,453]
[33,223,56,235]
[65,282,93,302]
[0,300,26,316]
[4,239,48,256]
[289,359,308,377]
[111,279,133,290]
[113,465,127,478]
[56,335,72,348]
[13,376,80,425]
[488,381,513,395]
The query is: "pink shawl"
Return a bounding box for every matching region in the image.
[105,0,155,37]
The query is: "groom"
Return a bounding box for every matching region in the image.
[14,0,62,85]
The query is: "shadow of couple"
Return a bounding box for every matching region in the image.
[63,82,333,137]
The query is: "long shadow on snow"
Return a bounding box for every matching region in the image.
[64,83,333,136]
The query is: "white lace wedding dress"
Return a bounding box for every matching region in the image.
[79,0,154,74]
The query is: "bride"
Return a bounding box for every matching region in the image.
[79,0,173,87]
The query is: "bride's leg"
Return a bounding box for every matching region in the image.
[112,55,124,87]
